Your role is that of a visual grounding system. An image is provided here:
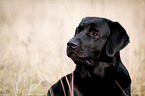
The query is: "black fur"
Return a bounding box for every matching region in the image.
[47,17,131,96]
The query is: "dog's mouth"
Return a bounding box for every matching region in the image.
[68,53,94,66]
[77,58,94,66]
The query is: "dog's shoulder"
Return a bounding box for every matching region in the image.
[115,62,131,89]
[47,73,72,96]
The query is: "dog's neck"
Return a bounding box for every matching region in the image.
[74,52,121,79]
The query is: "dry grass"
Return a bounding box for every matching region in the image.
[0,0,145,96]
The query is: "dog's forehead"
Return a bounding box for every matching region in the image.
[79,17,108,28]
[79,17,110,37]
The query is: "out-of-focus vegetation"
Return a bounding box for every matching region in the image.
[0,0,145,95]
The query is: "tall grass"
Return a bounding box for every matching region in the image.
[0,0,145,96]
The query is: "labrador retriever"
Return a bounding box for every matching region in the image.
[47,17,131,96]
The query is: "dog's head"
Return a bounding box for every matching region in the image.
[67,17,129,67]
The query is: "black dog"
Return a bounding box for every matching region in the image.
[47,17,131,96]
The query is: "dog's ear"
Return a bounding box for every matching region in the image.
[106,21,130,57]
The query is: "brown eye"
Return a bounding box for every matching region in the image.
[76,31,79,34]
[92,32,98,36]
[93,33,98,36]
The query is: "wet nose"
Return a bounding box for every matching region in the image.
[67,41,78,49]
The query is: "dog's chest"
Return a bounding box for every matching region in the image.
[73,79,122,96]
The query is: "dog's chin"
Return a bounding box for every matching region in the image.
[68,53,94,66]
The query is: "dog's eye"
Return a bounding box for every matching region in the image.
[76,31,80,34]
[91,32,99,37]
[93,32,98,36]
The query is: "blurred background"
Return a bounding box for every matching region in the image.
[0,0,145,95]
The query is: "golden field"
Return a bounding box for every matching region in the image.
[0,0,145,95]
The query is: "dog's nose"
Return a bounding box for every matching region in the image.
[67,41,78,49]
